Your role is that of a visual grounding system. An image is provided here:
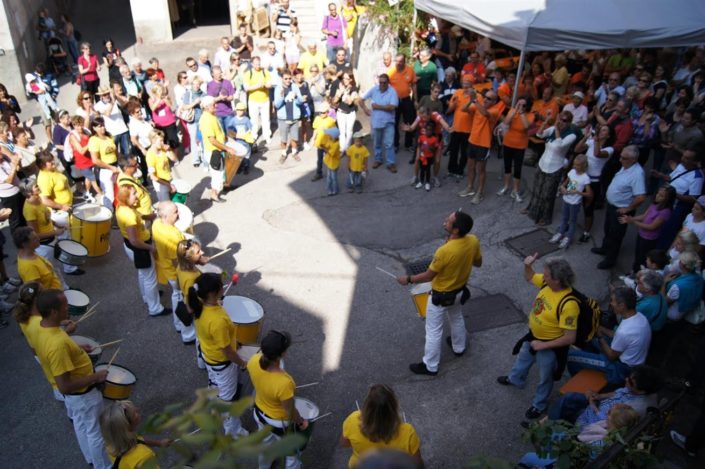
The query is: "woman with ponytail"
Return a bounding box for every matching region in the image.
[176,239,210,369]
[190,272,248,438]
[247,329,308,469]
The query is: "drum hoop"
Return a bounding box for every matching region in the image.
[95,363,138,385]
[294,397,320,419]
[65,289,90,304]
[73,206,112,222]
[58,239,89,253]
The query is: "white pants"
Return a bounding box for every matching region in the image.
[253,410,302,469]
[63,388,111,469]
[210,167,225,192]
[98,168,116,210]
[169,279,195,342]
[337,110,356,153]
[122,243,164,316]
[423,291,467,372]
[248,98,271,142]
[156,182,171,202]
[35,244,69,290]
[205,362,244,437]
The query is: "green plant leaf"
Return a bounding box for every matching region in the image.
[228,396,254,417]
[182,432,216,445]
[260,434,307,462]
[192,413,221,433]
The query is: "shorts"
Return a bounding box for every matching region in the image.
[278,119,300,143]
[468,143,491,162]
[80,168,97,181]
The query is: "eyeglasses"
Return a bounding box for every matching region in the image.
[82,96,91,101]
[187,63,197,69]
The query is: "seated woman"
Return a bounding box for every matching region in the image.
[635,269,669,332]
[665,231,700,276]
[340,384,423,468]
[664,251,704,321]
[12,226,63,290]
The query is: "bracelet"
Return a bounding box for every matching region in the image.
[407,275,412,284]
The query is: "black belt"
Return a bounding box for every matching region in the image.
[64,384,97,396]
[254,404,287,436]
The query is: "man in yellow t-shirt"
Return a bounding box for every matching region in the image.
[199,96,238,202]
[33,289,111,469]
[497,254,578,420]
[152,201,194,344]
[346,132,369,193]
[297,41,328,80]
[242,56,272,143]
[311,102,336,180]
[14,226,64,290]
[397,211,482,375]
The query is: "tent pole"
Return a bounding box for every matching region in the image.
[410,7,418,56]
[511,49,526,107]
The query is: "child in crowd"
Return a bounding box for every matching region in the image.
[416,123,440,192]
[322,127,341,196]
[227,102,254,173]
[621,249,669,292]
[347,131,369,193]
[550,154,592,249]
[311,102,336,181]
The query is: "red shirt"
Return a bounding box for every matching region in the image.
[418,135,439,165]
[72,131,94,169]
[461,62,486,83]
[78,55,99,82]
[412,112,444,136]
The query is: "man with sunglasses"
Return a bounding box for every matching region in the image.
[360,74,399,173]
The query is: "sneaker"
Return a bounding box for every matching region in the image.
[471,193,483,205]
[559,237,570,249]
[425,183,431,191]
[415,182,423,189]
[497,186,509,196]
[6,277,21,286]
[578,232,591,243]
[303,142,311,151]
[458,186,476,197]
[511,191,524,203]
[410,176,419,186]
[65,268,86,276]
[549,233,563,244]
[85,193,96,203]
[525,406,543,419]
[149,307,172,318]
[1,282,17,293]
[433,177,441,188]
[670,430,696,457]
[387,164,398,173]
[409,362,438,376]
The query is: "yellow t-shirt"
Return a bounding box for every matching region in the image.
[247,352,296,420]
[177,268,201,305]
[199,112,225,153]
[298,52,328,80]
[117,174,153,217]
[528,273,579,340]
[342,410,421,469]
[347,144,369,172]
[429,235,482,292]
[146,149,172,182]
[313,116,336,148]
[195,304,237,364]
[23,201,54,235]
[37,170,73,206]
[34,325,93,391]
[243,68,272,103]
[109,442,157,469]
[116,205,150,242]
[17,255,62,290]
[323,138,342,170]
[88,135,118,165]
[19,314,42,352]
[341,5,366,39]
[152,219,184,284]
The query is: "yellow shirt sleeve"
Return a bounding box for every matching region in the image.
[557,297,580,330]
[46,339,78,378]
[531,273,545,288]
[208,314,234,351]
[428,246,448,274]
[88,136,101,154]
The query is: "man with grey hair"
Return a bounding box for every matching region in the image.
[635,269,668,332]
[592,144,646,269]
[214,36,234,75]
[413,48,437,99]
[497,253,578,419]
[199,95,238,201]
[567,286,651,384]
[119,63,143,99]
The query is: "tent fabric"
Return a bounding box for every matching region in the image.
[415,0,705,51]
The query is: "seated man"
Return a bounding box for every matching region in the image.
[567,286,651,384]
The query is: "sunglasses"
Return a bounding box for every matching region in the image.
[82,97,91,100]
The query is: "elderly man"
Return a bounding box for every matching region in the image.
[199,96,239,202]
[186,56,211,90]
[594,72,626,108]
[375,51,393,83]
[360,73,399,173]
[397,210,482,375]
[119,64,143,99]
[592,145,646,270]
[214,36,234,75]
[563,91,588,128]
[413,49,437,99]
[497,254,579,420]
[568,286,651,385]
[197,49,212,74]
[322,2,347,62]
[661,108,704,165]
[206,65,235,131]
[388,53,418,151]
[152,201,195,344]
[298,40,328,80]
[635,270,668,332]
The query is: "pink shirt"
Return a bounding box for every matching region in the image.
[151,99,177,127]
[78,55,99,82]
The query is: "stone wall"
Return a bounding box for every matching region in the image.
[355,18,397,94]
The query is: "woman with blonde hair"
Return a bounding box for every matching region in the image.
[148,83,179,150]
[341,384,422,468]
[146,129,176,202]
[176,238,210,369]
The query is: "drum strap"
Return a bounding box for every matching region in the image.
[64,383,97,396]
[204,358,232,370]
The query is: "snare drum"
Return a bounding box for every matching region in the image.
[70,204,112,257]
[171,178,192,204]
[233,140,251,159]
[71,335,102,364]
[410,282,432,319]
[223,296,264,345]
[65,289,90,316]
[94,364,137,400]
[236,344,261,363]
[50,210,70,228]
[54,239,89,265]
[294,397,320,451]
[174,203,194,235]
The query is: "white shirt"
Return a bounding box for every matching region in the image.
[611,312,651,366]
[682,213,705,245]
[186,68,212,90]
[128,117,153,149]
[214,46,233,75]
[669,164,704,196]
[94,100,128,136]
[585,138,614,181]
[562,169,591,205]
[0,158,20,197]
[261,51,285,74]
[537,126,576,174]
[606,163,646,208]
[563,103,588,127]
[173,84,188,109]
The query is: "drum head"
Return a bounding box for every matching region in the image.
[294,398,320,420]
[95,364,137,385]
[174,203,193,232]
[71,335,101,355]
[223,296,264,324]
[51,211,70,227]
[409,282,432,296]
[65,289,90,307]
[236,345,261,363]
[172,178,192,194]
[58,240,89,256]
[73,204,112,222]
[233,141,250,157]
[197,263,223,275]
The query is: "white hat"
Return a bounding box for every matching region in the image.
[572,91,585,99]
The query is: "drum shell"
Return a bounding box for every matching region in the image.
[51,210,70,228]
[70,204,112,257]
[95,363,137,400]
[223,296,264,345]
[410,282,432,318]
[171,178,191,204]
[65,289,90,316]
[293,397,320,452]
[54,241,88,266]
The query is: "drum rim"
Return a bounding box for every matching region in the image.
[94,363,138,385]
[70,335,102,355]
[294,397,320,419]
[72,204,113,222]
[57,239,90,256]
[65,289,90,305]
[224,296,264,324]
[172,179,192,193]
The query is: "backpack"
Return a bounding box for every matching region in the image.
[556,287,601,350]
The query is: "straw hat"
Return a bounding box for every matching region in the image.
[95,85,111,96]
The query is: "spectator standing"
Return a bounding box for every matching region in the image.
[271,0,296,35]
[498,96,534,201]
[94,86,130,155]
[310,102,336,181]
[232,23,254,62]
[243,56,272,145]
[77,42,101,95]
[360,74,399,173]
[298,40,328,81]
[206,65,235,132]
[214,37,234,76]
[388,54,418,152]
[413,49,437,99]
[322,2,347,63]
[446,77,473,179]
[330,72,359,153]
[549,154,592,249]
[273,71,303,163]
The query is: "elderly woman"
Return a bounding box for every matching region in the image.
[523,110,579,225]
[664,251,704,321]
[148,83,179,150]
[635,270,669,332]
[180,76,206,167]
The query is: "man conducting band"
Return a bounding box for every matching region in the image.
[398,210,482,375]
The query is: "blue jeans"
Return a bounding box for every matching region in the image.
[508,341,557,411]
[326,167,339,195]
[219,115,234,133]
[548,392,589,423]
[347,171,362,190]
[557,201,581,244]
[114,131,131,156]
[567,345,632,385]
[373,123,396,166]
[316,148,324,176]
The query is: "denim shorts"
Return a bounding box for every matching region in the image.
[79,168,97,181]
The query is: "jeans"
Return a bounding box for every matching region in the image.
[326,167,339,195]
[113,131,131,156]
[394,97,416,149]
[186,121,204,165]
[347,171,363,190]
[218,115,234,134]
[337,110,356,152]
[248,98,270,142]
[37,93,59,120]
[508,341,557,411]
[548,392,589,423]
[423,292,466,372]
[373,123,395,166]
[567,345,632,385]
[557,201,581,244]
[600,204,632,265]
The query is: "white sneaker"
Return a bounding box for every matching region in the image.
[559,237,570,249]
[85,193,96,203]
[549,233,563,244]
[458,186,476,197]
[303,142,311,151]
[433,177,441,188]
[497,186,509,196]
[415,182,423,189]
[511,191,524,203]
[410,176,419,186]
[471,193,483,205]
[425,183,431,191]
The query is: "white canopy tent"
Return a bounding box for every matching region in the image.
[414,0,705,102]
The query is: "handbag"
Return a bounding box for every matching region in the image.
[178,107,195,122]
[175,301,193,326]
[210,150,224,170]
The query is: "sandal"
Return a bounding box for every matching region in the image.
[279,154,287,164]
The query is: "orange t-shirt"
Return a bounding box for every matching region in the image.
[531,98,560,123]
[451,90,473,133]
[468,97,502,148]
[387,65,417,99]
[503,111,535,150]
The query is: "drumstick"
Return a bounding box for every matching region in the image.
[355,400,360,411]
[97,339,123,349]
[76,301,101,323]
[173,428,201,443]
[403,412,407,423]
[208,248,232,261]
[295,381,319,389]
[107,346,121,369]
[375,266,398,279]
[222,273,240,297]
[310,412,332,423]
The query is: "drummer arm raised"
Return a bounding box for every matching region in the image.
[54,368,107,395]
[126,225,155,253]
[222,345,246,368]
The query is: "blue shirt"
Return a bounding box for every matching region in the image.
[636,293,668,332]
[273,84,302,121]
[606,163,645,208]
[362,86,398,129]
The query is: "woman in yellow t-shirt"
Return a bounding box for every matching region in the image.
[13,226,63,290]
[89,117,119,208]
[35,150,73,211]
[176,239,211,369]
[100,400,171,469]
[341,384,423,468]
[246,329,307,468]
[189,273,248,437]
[146,129,177,202]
